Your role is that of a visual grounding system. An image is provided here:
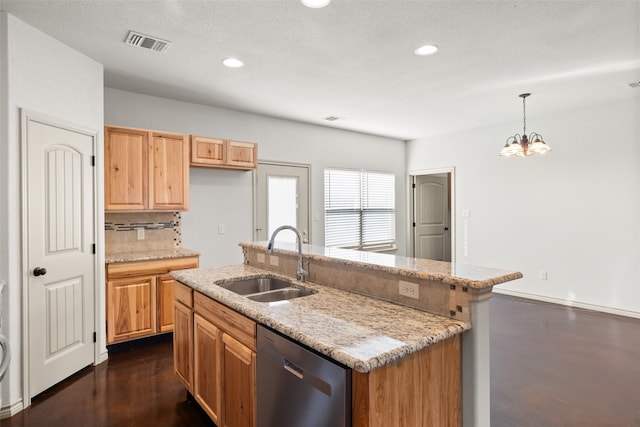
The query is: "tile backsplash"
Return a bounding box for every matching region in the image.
[105,212,182,252]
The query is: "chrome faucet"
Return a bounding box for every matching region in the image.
[266,225,308,282]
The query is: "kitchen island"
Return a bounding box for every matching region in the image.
[171,242,522,426]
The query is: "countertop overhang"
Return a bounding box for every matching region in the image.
[171,264,470,373]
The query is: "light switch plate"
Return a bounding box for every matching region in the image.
[136,228,145,240]
[269,255,279,266]
[257,253,265,263]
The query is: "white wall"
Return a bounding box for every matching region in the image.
[104,88,407,267]
[407,96,640,316]
[0,12,104,414]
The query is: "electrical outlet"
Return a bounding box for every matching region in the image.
[539,270,548,280]
[218,224,225,234]
[257,253,265,263]
[269,255,279,266]
[399,280,419,299]
[136,228,145,240]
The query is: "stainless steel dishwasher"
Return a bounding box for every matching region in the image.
[257,325,351,427]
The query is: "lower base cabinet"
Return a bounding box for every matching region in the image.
[106,256,199,344]
[174,281,461,427]
[173,290,193,391]
[174,281,256,427]
[222,333,256,427]
[194,313,221,423]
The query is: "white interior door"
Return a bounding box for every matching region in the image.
[254,163,310,243]
[25,114,96,397]
[413,174,451,261]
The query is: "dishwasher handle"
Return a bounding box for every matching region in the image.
[283,359,304,379]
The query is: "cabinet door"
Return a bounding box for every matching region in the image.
[222,333,255,427]
[194,314,221,424]
[158,274,175,332]
[106,275,156,344]
[104,127,148,211]
[173,300,193,391]
[149,132,190,210]
[191,136,226,166]
[226,140,257,170]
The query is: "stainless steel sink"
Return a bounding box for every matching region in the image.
[247,288,315,303]
[218,277,315,303]
[219,277,292,295]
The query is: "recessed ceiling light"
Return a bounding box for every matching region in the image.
[222,58,244,68]
[414,44,439,56]
[301,0,331,8]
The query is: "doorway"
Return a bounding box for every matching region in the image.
[410,168,455,262]
[254,162,310,243]
[21,110,98,402]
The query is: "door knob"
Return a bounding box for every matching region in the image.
[33,267,47,277]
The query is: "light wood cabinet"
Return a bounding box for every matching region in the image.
[149,131,190,210]
[106,256,199,344]
[173,283,256,427]
[104,126,189,212]
[173,294,193,390]
[104,127,148,211]
[190,135,257,170]
[221,333,255,427]
[352,334,461,427]
[194,313,221,423]
[158,274,177,332]
[173,279,460,427]
[106,275,156,343]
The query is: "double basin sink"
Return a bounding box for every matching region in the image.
[218,277,315,303]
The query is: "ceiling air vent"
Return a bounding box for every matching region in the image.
[124,31,171,53]
[323,116,343,122]
[628,81,640,89]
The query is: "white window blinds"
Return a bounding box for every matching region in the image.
[324,169,396,250]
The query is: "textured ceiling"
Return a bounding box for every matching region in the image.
[2,0,639,140]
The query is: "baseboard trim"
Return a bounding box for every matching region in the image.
[0,398,24,419]
[493,288,640,320]
[96,350,108,365]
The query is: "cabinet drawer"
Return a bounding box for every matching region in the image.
[107,256,199,279]
[174,280,194,308]
[194,292,256,351]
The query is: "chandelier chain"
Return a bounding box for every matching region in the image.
[522,96,526,135]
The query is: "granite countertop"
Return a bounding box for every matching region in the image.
[171,264,470,373]
[105,248,200,264]
[241,241,523,289]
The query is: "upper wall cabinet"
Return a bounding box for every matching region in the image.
[105,126,190,212]
[190,135,257,170]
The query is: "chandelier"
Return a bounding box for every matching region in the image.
[500,93,551,157]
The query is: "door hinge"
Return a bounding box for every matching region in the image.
[91,155,96,166]
[412,222,416,227]
[92,243,96,254]
[412,183,416,188]
[93,332,97,343]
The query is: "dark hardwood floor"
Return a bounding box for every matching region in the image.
[490,294,640,427]
[2,294,639,426]
[1,334,214,427]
